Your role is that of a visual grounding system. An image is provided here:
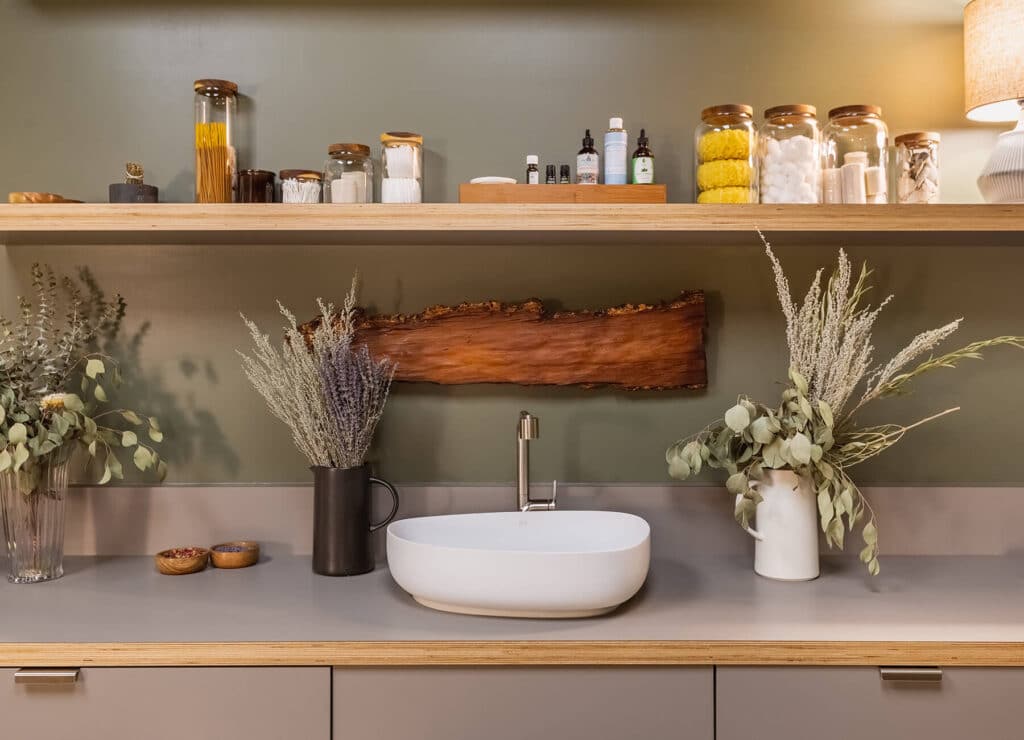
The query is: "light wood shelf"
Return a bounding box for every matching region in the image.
[3,640,1023,667]
[0,203,1021,245]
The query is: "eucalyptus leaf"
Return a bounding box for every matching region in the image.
[64,394,85,412]
[12,443,29,472]
[8,422,27,445]
[121,410,143,425]
[93,384,107,402]
[790,432,812,465]
[818,400,834,428]
[762,439,786,468]
[121,431,138,447]
[862,520,878,545]
[725,404,751,433]
[750,416,775,444]
[85,358,105,379]
[0,449,10,473]
[133,445,153,471]
[725,472,748,495]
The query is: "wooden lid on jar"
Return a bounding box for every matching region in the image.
[381,131,424,145]
[193,79,238,97]
[828,104,882,119]
[894,131,941,145]
[764,104,817,119]
[279,169,323,181]
[701,104,753,121]
[328,143,371,157]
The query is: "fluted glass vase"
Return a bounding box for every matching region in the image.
[0,448,72,583]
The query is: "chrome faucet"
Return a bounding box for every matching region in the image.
[516,411,557,512]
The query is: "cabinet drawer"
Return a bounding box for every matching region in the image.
[334,666,713,740]
[717,667,1024,740]
[0,667,330,740]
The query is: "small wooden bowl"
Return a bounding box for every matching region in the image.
[154,547,210,575]
[210,541,260,569]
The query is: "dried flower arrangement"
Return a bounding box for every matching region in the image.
[238,277,396,469]
[0,265,166,486]
[666,234,1023,574]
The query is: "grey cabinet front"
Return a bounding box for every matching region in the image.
[334,666,713,740]
[0,667,330,740]
[718,666,1024,740]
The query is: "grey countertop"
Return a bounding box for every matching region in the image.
[2,554,1023,644]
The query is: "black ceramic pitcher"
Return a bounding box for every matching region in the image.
[311,464,399,576]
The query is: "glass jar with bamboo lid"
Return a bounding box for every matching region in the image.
[194,79,238,203]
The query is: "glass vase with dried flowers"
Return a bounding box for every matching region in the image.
[1,266,166,583]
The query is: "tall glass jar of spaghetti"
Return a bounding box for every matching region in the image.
[194,79,238,203]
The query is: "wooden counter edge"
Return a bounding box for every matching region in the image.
[2,641,1022,667]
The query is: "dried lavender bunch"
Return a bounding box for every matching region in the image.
[238,277,395,469]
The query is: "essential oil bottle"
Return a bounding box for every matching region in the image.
[576,129,599,185]
[604,117,628,185]
[526,155,540,184]
[632,128,655,184]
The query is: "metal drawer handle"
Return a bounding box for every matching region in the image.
[14,669,80,685]
[880,667,943,682]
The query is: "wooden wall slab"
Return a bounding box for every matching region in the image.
[305,293,706,390]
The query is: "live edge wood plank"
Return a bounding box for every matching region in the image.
[3,641,1023,667]
[1,203,1023,238]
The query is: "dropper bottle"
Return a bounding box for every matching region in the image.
[631,129,655,184]
[576,129,599,185]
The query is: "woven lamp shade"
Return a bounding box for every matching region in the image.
[964,0,1024,122]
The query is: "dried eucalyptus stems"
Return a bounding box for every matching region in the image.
[238,278,396,470]
[667,233,1023,574]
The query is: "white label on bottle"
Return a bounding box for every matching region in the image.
[527,170,539,184]
[577,154,599,185]
[632,157,654,184]
[605,143,627,180]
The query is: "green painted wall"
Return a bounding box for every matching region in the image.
[2,1,1021,485]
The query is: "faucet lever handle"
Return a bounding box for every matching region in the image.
[550,480,558,504]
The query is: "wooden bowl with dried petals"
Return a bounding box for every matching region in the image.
[155,546,210,575]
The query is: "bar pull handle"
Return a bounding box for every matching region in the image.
[14,668,80,685]
[880,667,943,682]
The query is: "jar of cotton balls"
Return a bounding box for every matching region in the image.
[759,105,821,204]
[381,131,423,203]
[694,104,758,204]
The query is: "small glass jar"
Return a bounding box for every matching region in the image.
[381,131,423,203]
[237,169,275,203]
[323,144,373,204]
[760,104,821,204]
[279,169,323,204]
[194,79,238,203]
[694,104,758,204]
[894,132,940,204]
[822,105,889,204]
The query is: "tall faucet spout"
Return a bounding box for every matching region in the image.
[516,411,556,512]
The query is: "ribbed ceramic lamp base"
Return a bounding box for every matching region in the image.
[978,111,1024,204]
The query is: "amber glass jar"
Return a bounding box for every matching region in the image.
[194,79,238,203]
[821,105,889,204]
[694,104,758,204]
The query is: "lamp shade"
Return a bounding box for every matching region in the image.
[964,0,1024,122]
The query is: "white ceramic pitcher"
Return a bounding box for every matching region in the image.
[735,469,820,581]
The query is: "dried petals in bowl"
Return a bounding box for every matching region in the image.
[154,546,210,575]
[210,541,260,569]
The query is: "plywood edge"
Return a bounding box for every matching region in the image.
[1,203,1023,235]
[2,641,1022,667]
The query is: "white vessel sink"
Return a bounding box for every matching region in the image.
[387,511,651,618]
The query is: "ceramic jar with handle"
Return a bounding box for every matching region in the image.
[735,469,819,581]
